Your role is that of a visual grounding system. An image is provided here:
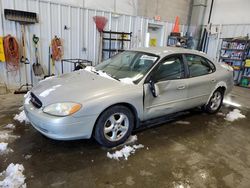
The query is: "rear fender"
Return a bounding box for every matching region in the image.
[206,81,227,105]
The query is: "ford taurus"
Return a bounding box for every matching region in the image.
[24,47,234,147]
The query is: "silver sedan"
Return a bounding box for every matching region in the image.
[24,47,234,147]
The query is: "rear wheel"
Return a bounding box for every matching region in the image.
[94,105,134,147]
[204,89,224,114]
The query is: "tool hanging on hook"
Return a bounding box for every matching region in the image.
[32,34,44,77]
[4,9,38,94]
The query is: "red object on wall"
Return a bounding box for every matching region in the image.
[93,16,108,33]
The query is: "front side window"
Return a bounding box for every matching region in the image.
[95,51,158,84]
[152,56,185,82]
[185,54,214,77]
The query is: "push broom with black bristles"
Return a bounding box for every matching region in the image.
[4,9,38,94]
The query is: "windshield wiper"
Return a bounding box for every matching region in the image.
[108,74,120,81]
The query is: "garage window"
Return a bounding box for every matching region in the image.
[153,56,185,82]
[185,54,215,77]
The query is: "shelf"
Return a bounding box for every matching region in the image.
[103,38,131,41]
[221,48,245,51]
[221,38,249,42]
[233,68,241,71]
[220,57,243,61]
[103,31,132,35]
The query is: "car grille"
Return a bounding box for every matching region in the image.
[30,92,42,108]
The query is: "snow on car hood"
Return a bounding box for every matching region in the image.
[31,70,130,106]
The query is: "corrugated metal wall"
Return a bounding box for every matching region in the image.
[0,0,192,88]
[206,24,250,61]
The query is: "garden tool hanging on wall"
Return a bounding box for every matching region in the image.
[14,24,33,94]
[32,34,44,77]
[4,9,38,94]
[50,45,55,76]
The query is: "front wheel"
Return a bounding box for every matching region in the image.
[94,105,134,147]
[204,89,224,114]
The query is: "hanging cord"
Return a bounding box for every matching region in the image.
[51,36,63,61]
[3,35,19,71]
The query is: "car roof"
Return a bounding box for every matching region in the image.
[130,46,208,59]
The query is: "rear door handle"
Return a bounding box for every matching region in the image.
[211,79,216,83]
[177,85,186,90]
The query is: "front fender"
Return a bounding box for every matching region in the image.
[73,85,144,120]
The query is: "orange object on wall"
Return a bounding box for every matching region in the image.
[172,16,180,33]
[3,35,19,71]
[51,36,63,61]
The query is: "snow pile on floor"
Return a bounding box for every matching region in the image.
[24,154,32,160]
[0,163,26,188]
[4,124,15,129]
[24,91,31,105]
[0,132,9,140]
[0,142,13,155]
[14,110,29,124]
[216,112,225,116]
[225,109,246,122]
[107,144,144,160]
[0,131,20,142]
[39,84,61,97]
[175,121,190,125]
[124,135,138,145]
[119,78,135,85]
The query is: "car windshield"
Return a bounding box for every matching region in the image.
[95,51,158,84]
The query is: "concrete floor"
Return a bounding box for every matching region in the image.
[0,86,250,188]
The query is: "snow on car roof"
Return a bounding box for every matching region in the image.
[130,47,207,57]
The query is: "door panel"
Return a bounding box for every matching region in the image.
[184,54,217,107]
[185,75,213,108]
[143,80,188,120]
[143,54,188,120]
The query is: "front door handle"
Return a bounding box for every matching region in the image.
[177,85,186,90]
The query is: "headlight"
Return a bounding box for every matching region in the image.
[43,102,81,116]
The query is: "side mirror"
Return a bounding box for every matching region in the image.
[148,78,159,97]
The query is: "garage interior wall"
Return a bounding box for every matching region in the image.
[0,0,195,89]
[204,0,250,25]
[137,0,192,25]
[84,0,137,16]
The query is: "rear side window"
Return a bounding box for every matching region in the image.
[152,56,185,82]
[185,54,215,77]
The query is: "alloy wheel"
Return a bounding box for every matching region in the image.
[104,113,129,142]
[210,91,222,111]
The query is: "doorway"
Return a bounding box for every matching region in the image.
[146,23,164,47]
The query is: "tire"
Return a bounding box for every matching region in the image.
[204,89,224,114]
[94,105,134,148]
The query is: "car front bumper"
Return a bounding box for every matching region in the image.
[24,102,98,140]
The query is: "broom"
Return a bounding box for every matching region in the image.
[93,16,107,64]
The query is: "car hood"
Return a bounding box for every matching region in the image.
[31,70,129,106]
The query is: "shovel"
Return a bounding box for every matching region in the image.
[32,34,44,77]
